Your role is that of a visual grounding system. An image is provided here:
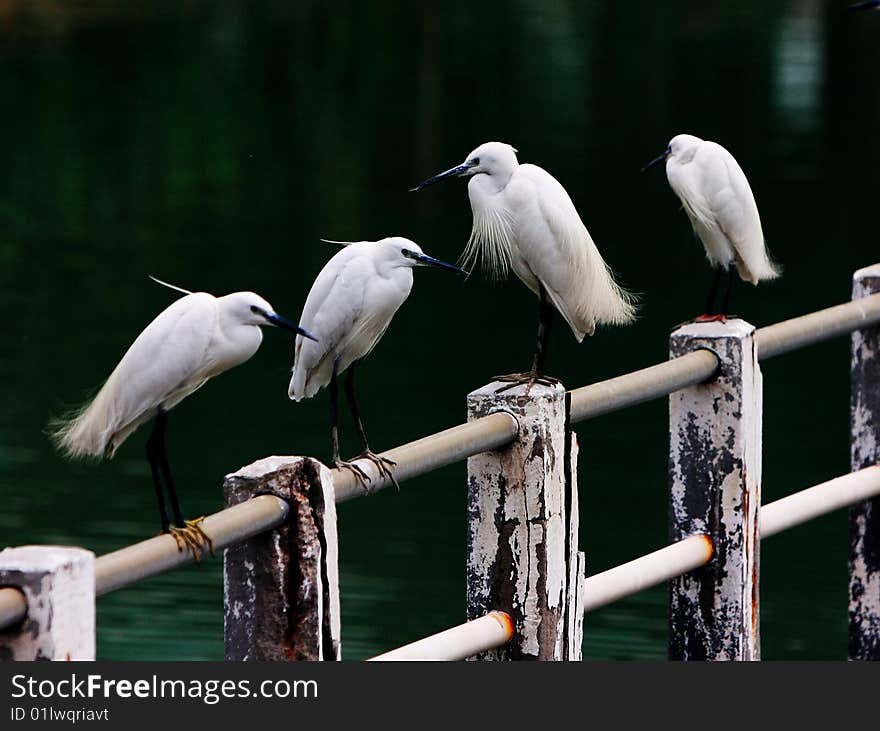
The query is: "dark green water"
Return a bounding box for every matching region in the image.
[1,1,878,660]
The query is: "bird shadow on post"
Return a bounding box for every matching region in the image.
[668,320,762,661]
[466,382,584,661]
[223,457,340,661]
[850,264,880,661]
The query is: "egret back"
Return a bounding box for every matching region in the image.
[668,141,780,284]
[289,243,413,400]
[499,164,636,341]
[50,293,221,459]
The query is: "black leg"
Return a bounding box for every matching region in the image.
[343,360,399,488]
[720,267,735,317]
[531,285,554,376]
[493,284,561,393]
[344,361,371,453]
[146,417,171,533]
[329,356,342,464]
[705,268,723,315]
[153,410,185,528]
[151,409,213,558]
[328,357,374,489]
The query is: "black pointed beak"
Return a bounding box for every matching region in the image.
[641,151,669,173]
[414,253,469,277]
[849,0,880,11]
[265,312,318,341]
[410,162,476,192]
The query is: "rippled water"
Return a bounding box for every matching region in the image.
[1,1,878,660]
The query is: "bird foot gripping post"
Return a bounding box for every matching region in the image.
[668,320,762,661]
[466,381,585,660]
[223,457,340,661]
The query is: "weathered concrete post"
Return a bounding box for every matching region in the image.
[466,382,584,661]
[224,456,340,661]
[0,546,95,661]
[850,264,880,661]
[668,320,762,661]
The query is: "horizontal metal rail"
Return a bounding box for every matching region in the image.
[334,411,518,501]
[366,465,880,659]
[2,294,880,635]
[0,586,26,632]
[583,466,880,614]
[368,611,514,661]
[583,534,715,613]
[0,494,289,631]
[96,494,288,594]
[334,292,880,497]
[755,292,880,360]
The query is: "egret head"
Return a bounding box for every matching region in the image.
[410,142,519,191]
[222,292,318,340]
[642,134,704,172]
[379,237,469,276]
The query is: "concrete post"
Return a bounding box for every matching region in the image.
[850,264,880,660]
[0,546,95,661]
[668,320,762,661]
[223,456,340,661]
[466,382,583,660]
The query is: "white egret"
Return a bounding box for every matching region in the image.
[411,141,636,391]
[643,134,781,320]
[50,277,315,558]
[288,237,466,488]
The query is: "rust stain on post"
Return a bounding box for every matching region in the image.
[668,320,762,661]
[223,456,340,661]
[850,265,880,661]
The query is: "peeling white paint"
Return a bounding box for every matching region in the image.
[466,382,581,661]
[0,546,95,661]
[850,266,880,660]
[669,320,761,661]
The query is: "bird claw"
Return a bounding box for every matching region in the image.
[671,314,741,331]
[492,371,561,395]
[356,450,400,491]
[167,517,214,562]
[334,458,374,492]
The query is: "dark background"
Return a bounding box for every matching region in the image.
[0,0,877,659]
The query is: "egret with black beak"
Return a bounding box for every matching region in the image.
[643,134,780,321]
[50,278,315,558]
[289,237,467,489]
[412,141,636,390]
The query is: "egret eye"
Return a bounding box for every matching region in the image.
[472,157,480,165]
[401,248,414,258]
[250,305,263,316]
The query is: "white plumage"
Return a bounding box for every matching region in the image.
[288,237,464,486]
[52,285,306,459]
[660,134,780,285]
[289,237,463,400]
[415,141,636,343]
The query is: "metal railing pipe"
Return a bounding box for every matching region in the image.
[0,586,26,630]
[332,411,519,501]
[96,494,289,595]
[583,534,714,614]
[760,466,880,539]
[368,610,514,661]
[334,292,880,501]
[569,349,720,423]
[755,292,880,360]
